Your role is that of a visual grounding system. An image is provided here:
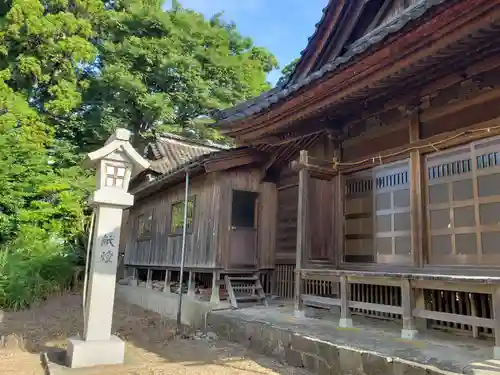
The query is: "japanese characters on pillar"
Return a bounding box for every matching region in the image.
[100,233,116,264]
[66,128,150,369]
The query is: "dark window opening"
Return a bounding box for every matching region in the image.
[231,190,258,228]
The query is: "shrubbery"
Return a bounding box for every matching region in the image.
[0,228,81,310]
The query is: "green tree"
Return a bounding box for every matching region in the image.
[80,2,278,146]
[277,57,299,87]
[0,69,90,245]
[0,0,276,308]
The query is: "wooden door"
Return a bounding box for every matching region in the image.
[229,190,258,268]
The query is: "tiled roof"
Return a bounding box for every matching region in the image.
[145,133,229,174]
[213,0,448,125]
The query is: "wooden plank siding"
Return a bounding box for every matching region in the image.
[124,167,277,271]
[217,168,278,270]
[124,173,220,269]
[275,134,339,267]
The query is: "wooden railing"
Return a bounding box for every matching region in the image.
[299,269,500,352]
[275,264,295,298]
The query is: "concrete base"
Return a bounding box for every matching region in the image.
[339,318,353,328]
[294,310,305,318]
[66,335,125,368]
[494,346,500,360]
[401,329,419,340]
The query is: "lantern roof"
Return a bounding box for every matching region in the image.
[85,129,150,175]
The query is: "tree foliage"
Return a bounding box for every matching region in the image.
[277,57,299,87]
[80,2,278,146]
[0,0,277,308]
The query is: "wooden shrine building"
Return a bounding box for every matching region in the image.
[213,0,500,351]
[122,133,275,306]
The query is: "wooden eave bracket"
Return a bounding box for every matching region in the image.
[290,160,337,181]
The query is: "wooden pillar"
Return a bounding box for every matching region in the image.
[146,269,152,289]
[163,269,171,293]
[409,108,428,331]
[493,286,500,358]
[294,150,309,317]
[339,275,353,327]
[210,271,221,305]
[401,278,418,339]
[187,271,196,297]
[409,109,425,268]
[271,269,277,296]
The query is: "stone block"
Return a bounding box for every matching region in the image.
[463,359,500,375]
[317,359,334,375]
[302,353,319,372]
[66,335,125,368]
[285,348,305,368]
[291,334,318,356]
[339,348,365,375]
[362,352,394,375]
[393,359,432,375]
[317,341,341,373]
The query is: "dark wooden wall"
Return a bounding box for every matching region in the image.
[275,134,339,267]
[217,168,277,270]
[124,173,221,269]
[335,62,500,270]
[124,167,278,271]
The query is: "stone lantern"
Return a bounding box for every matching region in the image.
[66,128,149,368]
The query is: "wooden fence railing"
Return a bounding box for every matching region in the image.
[299,269,500,354]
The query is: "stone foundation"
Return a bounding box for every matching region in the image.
[116,285,229,330]
[207,312,458,375]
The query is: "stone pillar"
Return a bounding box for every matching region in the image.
[66,128,149,369]
[84,206,126,341]
[187,271,196,297]
[210,271,220,305]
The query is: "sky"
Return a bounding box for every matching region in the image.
[169,0,328,85]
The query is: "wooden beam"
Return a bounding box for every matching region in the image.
[366,0,392,33]
[493,286,500,358]
[229,0,499,141]
[409,110,425,267]
[163,269,171,293]
[321,0,367,64]
[338,116,500,175]
[146,269,152,289]
[401,278,418,339]
[290,160,336,181]
[204,150,266,173]
[260,151,279,180]
[295,1,347,81]
[413,308,495,329]
[294,150,309,316]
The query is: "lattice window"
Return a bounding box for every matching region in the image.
[343,160,411,264]
[105,164,126,188]
[373,161,411,264]
[426,136,500,265]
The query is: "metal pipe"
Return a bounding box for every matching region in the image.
[176,167,190,333]
[82,210,95,334]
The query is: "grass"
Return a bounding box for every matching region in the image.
[0,239,79,311]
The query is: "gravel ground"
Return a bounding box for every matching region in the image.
[0,293,311,375]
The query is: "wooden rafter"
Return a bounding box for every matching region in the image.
[366,0,393,33]
[224,0,500,141]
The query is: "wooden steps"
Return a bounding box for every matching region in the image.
[224,273,268,309]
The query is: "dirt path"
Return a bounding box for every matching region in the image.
[0,294,310,375]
